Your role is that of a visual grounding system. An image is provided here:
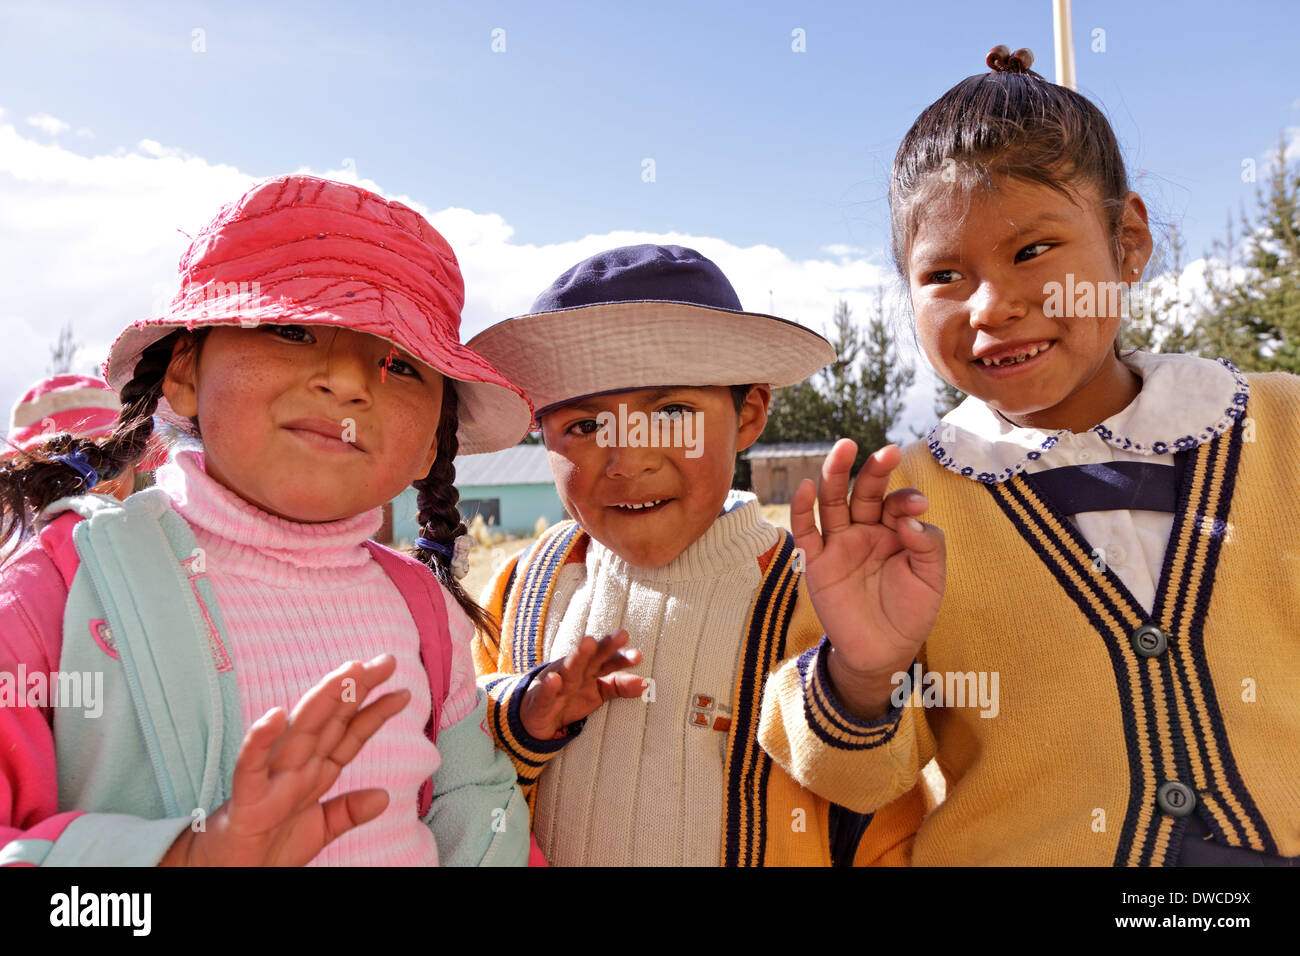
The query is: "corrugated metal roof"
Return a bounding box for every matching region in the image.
[454,443,555,486]
[744,441,836,460]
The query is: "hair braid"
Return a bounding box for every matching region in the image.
[0,331,193,549]
[411,383,499,640]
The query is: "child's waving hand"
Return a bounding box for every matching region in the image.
[791,440,946,720]
[161,655,409,866]
[520,631,646,741]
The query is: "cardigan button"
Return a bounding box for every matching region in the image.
[1156,780,1196,817]
[1131,624,1167,658]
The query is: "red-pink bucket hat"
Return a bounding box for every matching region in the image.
[103,175,533,455]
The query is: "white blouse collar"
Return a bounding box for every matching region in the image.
[924,351,1250,484]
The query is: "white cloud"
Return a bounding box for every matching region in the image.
[822,243,864,257]
[0,117,941,444]
[26,113,71,136]
[75,126,94,139]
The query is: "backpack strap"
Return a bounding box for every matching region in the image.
[500,521,586,672]
[36,512,88,590]
[362,541,452,738]
[362,541,454,821]
[46,488,242,818]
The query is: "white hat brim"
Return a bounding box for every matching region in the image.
[467,301,836,418]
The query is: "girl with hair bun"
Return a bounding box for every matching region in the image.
[764,47,1300,866]
[0,175,534,866]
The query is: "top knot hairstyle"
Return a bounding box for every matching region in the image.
[985,44,1036,75]
[889,44,1131,280]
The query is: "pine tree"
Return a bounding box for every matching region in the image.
[1194,134,1300,372]
[859,288,915,461]
[933,378,965,419]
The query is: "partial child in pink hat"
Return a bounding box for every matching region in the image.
[4,373,164,502]
[0,175,534,867]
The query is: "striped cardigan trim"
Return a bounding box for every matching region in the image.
[505,522,584,674]
[985,415,1274,865]
[797,637,906,750]
[482,667,570,787]
[721,531,800,867]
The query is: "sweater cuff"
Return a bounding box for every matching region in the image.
[37,813,195,867]
[482,663,584,786]
[800,637,907,751]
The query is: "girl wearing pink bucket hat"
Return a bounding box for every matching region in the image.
[0,175,533,867]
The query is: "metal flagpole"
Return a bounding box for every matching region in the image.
[1053,0,1077,89]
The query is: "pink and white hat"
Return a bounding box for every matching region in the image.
[3,373,167,470]
[103,175,533,455]
[5,374,119,454]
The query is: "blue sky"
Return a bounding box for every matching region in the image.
[1,0,1297,438]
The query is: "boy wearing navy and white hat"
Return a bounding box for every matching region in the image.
[467,244,932,866]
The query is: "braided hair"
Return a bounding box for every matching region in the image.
[0,330,205,550]
[410,382,499,640]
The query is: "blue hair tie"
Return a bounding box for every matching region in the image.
[52,450,99,489]
[416,536,451,559]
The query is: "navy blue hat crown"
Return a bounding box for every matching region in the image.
[529,244,744,314]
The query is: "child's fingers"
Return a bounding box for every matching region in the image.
[583,631,633,679]
[877,487,929,532]
[896,516,946,586]
[325,689,412,771]
[817,439,859,534]
[593,649,642,679]
[558,636,600,688]
[231,708,288,800]
[288,656,396,738]
[319,788,390,847]
[789,477,823,563]
[597,672,650,701]
[848,445,903,527]
[269,657,398,772]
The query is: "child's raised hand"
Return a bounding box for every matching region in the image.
[160,655,409,867]
[520,631,646,741]
[790,440,946,719]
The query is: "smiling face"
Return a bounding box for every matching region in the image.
[539,384,770,568]
[906,174,1153,432]
[162,324,444,522]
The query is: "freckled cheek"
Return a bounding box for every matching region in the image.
[547,456,589,518]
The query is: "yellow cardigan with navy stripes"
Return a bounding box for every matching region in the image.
[471,524,931,866]
[760,371,1300,865]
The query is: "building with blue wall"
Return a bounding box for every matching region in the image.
[389,443,567,543]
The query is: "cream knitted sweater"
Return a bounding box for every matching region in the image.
[530,492,780,866]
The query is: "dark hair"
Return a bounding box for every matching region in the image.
[0,330,199,549]
[889,48,1133,358]
[729,384,753,415]
[409,382,499,639]
[889,47,1131,282]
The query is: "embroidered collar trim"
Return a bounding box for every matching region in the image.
[924,352,1250,484]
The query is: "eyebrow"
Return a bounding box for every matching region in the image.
[911,212,1073,264]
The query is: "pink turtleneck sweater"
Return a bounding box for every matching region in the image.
[153,448,477,866]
